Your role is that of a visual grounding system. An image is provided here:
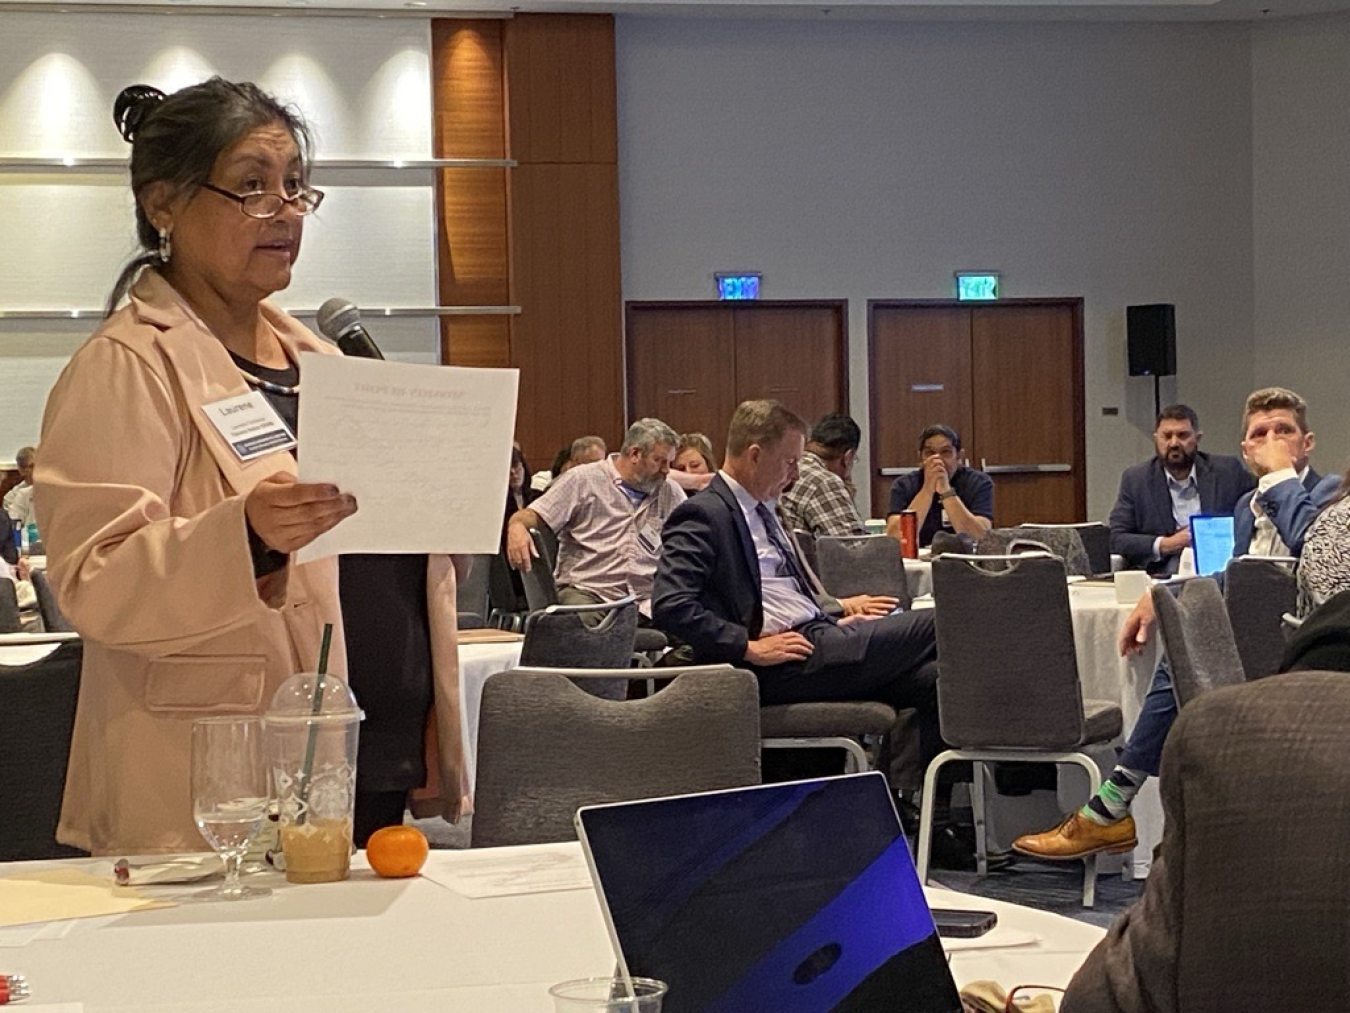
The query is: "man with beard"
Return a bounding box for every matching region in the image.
[506,418,685,618]
[1108,405,1254,575]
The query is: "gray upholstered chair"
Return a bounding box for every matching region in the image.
[455,553,493,628]
[0,579,21,634]
[1018,523,1111,576]
[0,638,85,860]
[919,554,1124,907]
[520,595,639,699]
[815,534,912,607]
[471,666,762,847]
[1150,579,1246,706]
[759,700,903,777]
[31,570,74,634]
[977,526,1092,577]
[519,526,560,613]
[1223,556,1298,681]
[792,529,819,580]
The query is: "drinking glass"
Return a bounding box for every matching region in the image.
[191,716,272,901]
[549,977,666,1012]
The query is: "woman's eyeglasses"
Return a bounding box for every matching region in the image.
[200,182,325,219]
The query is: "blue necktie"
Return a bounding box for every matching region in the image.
[755,503,813,598]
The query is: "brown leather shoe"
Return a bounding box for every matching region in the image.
[1012,812,1137,861]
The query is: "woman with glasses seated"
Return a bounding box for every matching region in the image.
[33,80,463,854]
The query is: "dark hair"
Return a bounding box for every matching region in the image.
[726,400,807,457]
[549,446,572,476]
[105,78,314,316]
[917,424,962,453]
[809,414,862,459]
[1156,404,1200,431]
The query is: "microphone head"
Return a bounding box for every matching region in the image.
[317,297,361,341]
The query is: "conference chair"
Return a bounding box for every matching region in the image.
[1223,556,1298,680]
[455,553,494,629]
[30,569,74,634]
[918,555,1124,907]
[521,595,640,699]
[0,579,20,634]
[976,527,1092,577]
[0,638,85,860]
[1018,522,1111,577]
[815,534,912,607]
[471,666,761,847]
[518,526,560,614]
[1150,579,1246,707]
[792,528,820,579]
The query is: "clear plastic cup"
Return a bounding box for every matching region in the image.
[264,673,362,884]
[549,977,667,1012]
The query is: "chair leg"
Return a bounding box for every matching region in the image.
[916,751,956,885]
[840,738,869,775]
[972,760,988,879]
[1067,753,1104,909]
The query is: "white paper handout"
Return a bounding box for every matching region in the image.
[294,355,518,562]
[419,846,595,899]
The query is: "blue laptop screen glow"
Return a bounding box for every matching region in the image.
[1190,514,1236,577]
[577,774,961,1013]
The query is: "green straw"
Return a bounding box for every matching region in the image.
[295,623,333,826]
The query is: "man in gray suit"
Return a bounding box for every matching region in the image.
[1108,405,1255,575]
[1062,672,1350,1012]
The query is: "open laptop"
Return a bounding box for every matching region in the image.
[575,773,963,1013]
[1189,513,1237,577]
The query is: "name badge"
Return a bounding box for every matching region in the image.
[201,392,296,462]
[637,524,662,554]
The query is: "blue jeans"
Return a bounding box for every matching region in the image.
[1116,659,1177,778]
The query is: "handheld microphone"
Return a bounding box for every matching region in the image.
[316,298,386,360]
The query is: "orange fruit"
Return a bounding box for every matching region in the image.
[366,825,429,878]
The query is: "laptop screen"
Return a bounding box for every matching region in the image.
[576,773,962,1013]
[1189,513,1236,577]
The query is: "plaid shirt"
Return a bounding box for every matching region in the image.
[778,451,866,538]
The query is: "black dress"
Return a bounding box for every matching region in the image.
[231,353,433,844]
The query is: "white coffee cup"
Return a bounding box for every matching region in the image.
[1114,569,1152,605]
[1177,546,1197,578]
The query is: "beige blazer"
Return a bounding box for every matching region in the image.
[35,270,467,855]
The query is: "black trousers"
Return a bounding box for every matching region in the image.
[750,611,943,777]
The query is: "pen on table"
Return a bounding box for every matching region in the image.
[0,974,30,1005]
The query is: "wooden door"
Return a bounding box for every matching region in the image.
[868,300,1085,526]
[970,304,1084,524]
[732,305,846,428]
[868,305,973,514]
[627,301,847,458]
[626,306,737,444]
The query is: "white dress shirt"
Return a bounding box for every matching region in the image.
[719,471,821,635]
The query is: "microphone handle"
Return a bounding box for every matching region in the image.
[337,325,385,360]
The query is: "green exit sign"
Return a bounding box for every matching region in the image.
[956,272,1000,301]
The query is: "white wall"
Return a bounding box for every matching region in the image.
[616,18,1256,518]
[0,12,441,453]
[1252,13,1350,481]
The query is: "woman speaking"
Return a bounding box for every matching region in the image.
[35,79,463,855]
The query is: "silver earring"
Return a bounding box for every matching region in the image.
[157,226,172,263]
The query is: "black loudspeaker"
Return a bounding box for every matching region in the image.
[1127,304,1176,377]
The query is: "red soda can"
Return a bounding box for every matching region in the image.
[899,510,918,559]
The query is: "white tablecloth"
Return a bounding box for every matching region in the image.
[3,843,1103,1012]
[458,641,525,791]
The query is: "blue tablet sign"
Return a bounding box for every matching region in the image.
[956,272,1000,301]
[716,273,761,300]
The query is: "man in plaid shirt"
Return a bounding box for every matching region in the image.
[779,413,868,538]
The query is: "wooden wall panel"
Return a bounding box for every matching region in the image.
[431,21,506,159]
[440,316,512,369]
[436,166,509,309]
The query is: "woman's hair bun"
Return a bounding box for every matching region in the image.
[113,85,167,143]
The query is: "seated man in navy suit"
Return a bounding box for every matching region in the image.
[1016,387,1339,862]
[652,399,943,770]
[1109,405,1255,574]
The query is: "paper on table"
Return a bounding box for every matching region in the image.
[420,848,594,899]
[0,869,172,928]
[294,355,519,562]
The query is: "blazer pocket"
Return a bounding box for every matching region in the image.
[144,655,267,713]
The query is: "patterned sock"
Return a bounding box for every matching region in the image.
[1080,766,1147,825]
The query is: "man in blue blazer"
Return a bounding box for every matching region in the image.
[1109,404,1256,575]
[653,400,943,770]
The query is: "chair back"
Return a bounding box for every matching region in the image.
[0,579,20,633]
[519,526,560,612]
[931,554,1087,749]
[978,526,1092,576]
[815,534,911,606]
[30,569,74,634]
[471,666,762,847]
[1150,579,1246,706]
[520,596,639,669]
[791,529,819,581]
[456,554,493,622]
[1224,556,1298,680]
[1019,523,1111,576]
[0,640,85,860]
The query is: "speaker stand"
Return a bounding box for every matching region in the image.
[1153,375,1162,421]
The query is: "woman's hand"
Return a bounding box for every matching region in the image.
[245,472,357,554]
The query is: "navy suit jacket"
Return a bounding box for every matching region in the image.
[1109,452,1256,573]
[653,475,770,665]
[1233,468,1340,556]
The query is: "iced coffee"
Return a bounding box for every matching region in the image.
[280,818,353,884]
